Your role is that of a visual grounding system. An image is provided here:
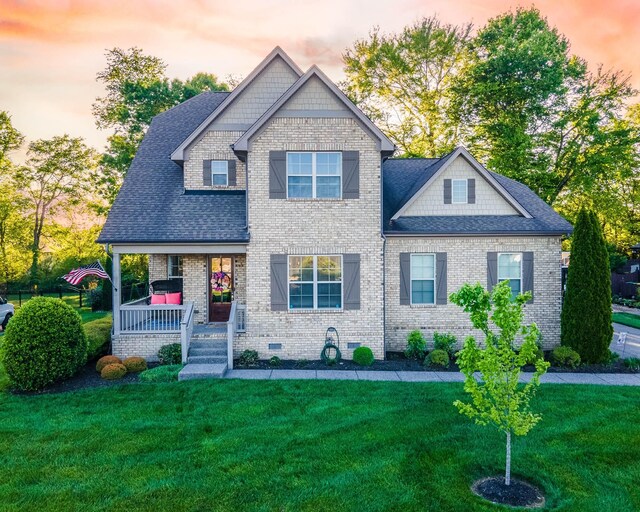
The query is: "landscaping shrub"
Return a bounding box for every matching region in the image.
[606,349,620,365]
[353,346,374,366]
[139,364,183,382]
[100,363,127,380]
[269,356,281,368]
[239,349,259,367]
[123,356,147,373]
[1,297,87,391]
[551,346,581,368]
[561,209,612,363]
[433,332,457,357]
[295,359,309,368]
[425,349,450,368]
[96,355,122,373]
[405,330,426,360]
[158,343,182,365]
[84,316,112,360]
[623,358,640,372]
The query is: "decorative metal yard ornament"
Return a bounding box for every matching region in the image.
[321,327,342,365]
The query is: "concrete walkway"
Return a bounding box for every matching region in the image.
[226,369,640,386]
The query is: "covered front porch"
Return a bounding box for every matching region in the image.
[110,243,247,367]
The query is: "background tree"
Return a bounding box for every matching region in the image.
[0,111,24,172]
[561,209,612,363]
[343,17,472,157]
[450,281,549,487]
[93,47,229,209]
[14,136,97,283]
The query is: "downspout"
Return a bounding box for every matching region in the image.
[380,155,387,360]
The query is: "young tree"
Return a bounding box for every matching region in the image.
[342,17,472,157]
[15,136,97,283]
[561,209,612,363]
[450,281,549,486]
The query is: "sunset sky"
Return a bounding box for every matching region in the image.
[2,0,640,156]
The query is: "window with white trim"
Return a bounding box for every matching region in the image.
[168,255,183,280]
[211,160,229,186]
[288,255,342,309]
[410,254,435,304]
[498,253,522,299]
[287,152,341,199]
[452,179,468,204]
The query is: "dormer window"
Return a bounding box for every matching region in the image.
[452,179,468,204]
[211,161,229,186]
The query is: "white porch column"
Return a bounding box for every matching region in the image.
[112,251,121,335]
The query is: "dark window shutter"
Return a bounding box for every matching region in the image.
[343,254,360,310]
[436,253,448,305]
[228,160,237,186]
[203,160,212,186]
[523,251,534,303]
[269,151,287,199]
[444,179,452,204]
[342,151,360,199]
[270,254,288,311]
[400,253,411,305]
[468,178,476,204]
[487,252,498,291]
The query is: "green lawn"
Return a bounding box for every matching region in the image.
[0,380,638,511]
[612,312,640,330]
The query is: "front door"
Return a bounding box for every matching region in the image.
[209,256,233,322]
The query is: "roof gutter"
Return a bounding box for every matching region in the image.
[383,231,571,237]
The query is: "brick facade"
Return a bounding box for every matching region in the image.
[112,332,180,361]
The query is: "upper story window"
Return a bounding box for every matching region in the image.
[498,253,522,299]
[287,152,342,199]
[410,254,435,305]
[452,179,468,204]
[168,255,183,279]
[288,255,342,310]
[211,161,229,186]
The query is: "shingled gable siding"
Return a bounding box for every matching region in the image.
[183,131,246,191]
[402,155,519,216]
[240,117,384,360]
[385,236,562,352]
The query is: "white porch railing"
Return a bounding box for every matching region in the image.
[180,302,195,364]
[227,301,237,370]
[236,304,246,332]
[118,297,191,335]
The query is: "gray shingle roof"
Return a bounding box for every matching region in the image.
[98,91,250,244]
[383,158,573,235]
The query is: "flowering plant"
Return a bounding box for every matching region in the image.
[212,271,230,292]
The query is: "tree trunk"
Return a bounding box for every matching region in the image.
[505,430,512,486]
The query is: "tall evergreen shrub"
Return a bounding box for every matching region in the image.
[561,209,612,363]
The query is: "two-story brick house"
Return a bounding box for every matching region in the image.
[98,47,571,377]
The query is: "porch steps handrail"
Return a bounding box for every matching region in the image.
[180,302,195,364]
[227,301,237,370]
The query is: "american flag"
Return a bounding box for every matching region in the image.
[62,261,110,286]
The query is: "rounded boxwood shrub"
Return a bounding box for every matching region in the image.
[84,316,112,361]
[269,355,281,367]
[239,349,259,367]
[123,356,147,373]
[101,363,127,380]
[2,297,87,391]
[353,346,374,366]
[158,343,182,365]
[96,355,122,373]
[551,346,581,368]
[139,364,183,383]
[425,349,450,368]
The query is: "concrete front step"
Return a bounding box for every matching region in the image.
[191,333,226,339]
[189,340,227,350]
[188,347,227,357]
[178,363,227,380]
[187,355,227,364]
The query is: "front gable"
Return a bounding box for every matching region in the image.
[392,148,531,220]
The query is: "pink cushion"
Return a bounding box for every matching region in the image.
[165,292,182,305]
[150,293,166,305]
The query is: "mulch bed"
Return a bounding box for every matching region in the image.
[9,361,158,396]
[471,476,545,508]
[237,351,639,373]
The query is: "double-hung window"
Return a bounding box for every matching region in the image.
[410,254,435,305]
[288,255,342,309]
[287,152,341,199]
[211,160,229,186]
[168,255,183,280]
[452,179,468,204]
[498,253,522,299]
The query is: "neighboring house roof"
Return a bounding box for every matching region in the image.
[383,154,573,236]
[232,65,396,154]
[170,47,303,161]
[98,91,250,244]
